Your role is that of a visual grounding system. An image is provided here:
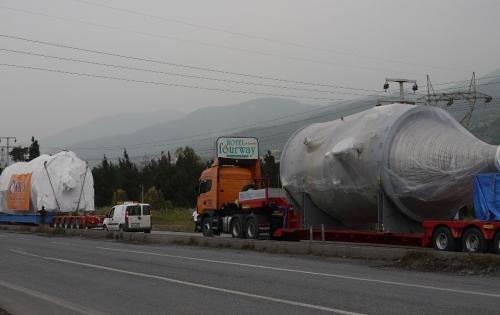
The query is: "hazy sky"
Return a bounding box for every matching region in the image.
[1,0,499,145]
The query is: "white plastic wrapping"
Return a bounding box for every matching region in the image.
[280,104,500,228]
[0,151,94,213]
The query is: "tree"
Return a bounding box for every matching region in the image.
[144,186,166,210]
[112,189,128,205]
[28,136,40,161]
[117,149,140,201]
[92,156,117,206]
[262,150,280,188]
[172,147,205,206]
[9,146,28,162]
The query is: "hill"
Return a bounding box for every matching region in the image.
[61,97,321,163]
[42,108,184,148]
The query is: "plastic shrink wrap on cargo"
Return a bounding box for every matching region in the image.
[0,151,94,213]
[280,103,500,232]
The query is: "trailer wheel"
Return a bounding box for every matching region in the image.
[245,217,259,239]
[202,217,213,237]
[462,228,487,253]
[431,227,456,251]
[230,216,244,238]
[492,232,500,255]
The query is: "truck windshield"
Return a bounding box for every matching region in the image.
[199,180,212,194]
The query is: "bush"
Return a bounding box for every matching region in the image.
[112,189,128,205]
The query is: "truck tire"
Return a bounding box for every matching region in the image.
[462,228,487,253]
[493,232,500,255]
[431,227,457,251]
[245,217,259,239]
[202,217,214,237]
[230,216,244,238]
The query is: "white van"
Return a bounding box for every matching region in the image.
[103,202,152,233]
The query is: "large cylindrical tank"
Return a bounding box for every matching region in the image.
[0,151,94,213]
[280,103,500,229]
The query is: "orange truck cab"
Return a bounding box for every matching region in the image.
[195,137,292,238]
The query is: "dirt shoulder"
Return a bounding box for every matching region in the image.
[391,250,500,276]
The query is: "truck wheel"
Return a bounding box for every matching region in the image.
[230,216,244,238]
[202,217,213,237]
[462,228,487,253]
[492,232,500,255]
[431,227,456,251]
[245,217,259,239]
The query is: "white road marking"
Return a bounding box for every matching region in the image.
[0,279,105,315]
[9,249,362,315]
[96,246,500,299]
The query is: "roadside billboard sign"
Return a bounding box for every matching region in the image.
[216,137,259,159]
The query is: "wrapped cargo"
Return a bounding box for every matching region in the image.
[0,151,94,213]
[280,103,500,232]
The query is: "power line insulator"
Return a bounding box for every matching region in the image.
[384,82,389,91]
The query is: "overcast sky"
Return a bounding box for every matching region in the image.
[1,0,499,144]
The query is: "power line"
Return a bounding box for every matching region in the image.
[0,5,418,75]
[0,48,384,98]
[0,34,382,93]
[1,62,372,103]
[72,0,470,74]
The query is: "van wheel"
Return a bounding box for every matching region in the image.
[103,225,108,231]
[119,225,124,233]
[144,229,151,234]
[432,227,457,251]
[462,228,487,253]
[492,232,500,254]
[231,216,244,238]
[245,217,259,239]
[202,217,213,237]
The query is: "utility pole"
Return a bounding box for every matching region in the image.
[0,137,17,167]
[384,78,418,104]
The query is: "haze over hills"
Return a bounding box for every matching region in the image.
[42,108,185,148]
[51,97,322,163]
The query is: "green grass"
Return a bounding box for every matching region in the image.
[152,208,194,232]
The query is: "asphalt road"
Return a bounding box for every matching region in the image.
[0,231,499,315]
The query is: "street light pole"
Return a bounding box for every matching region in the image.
[0,137,17,167]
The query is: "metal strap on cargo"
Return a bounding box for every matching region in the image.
[75,163,89,213]
[44,161,61,212]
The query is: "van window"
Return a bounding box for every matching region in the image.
[127,205,141,216]
[199,180,212,194]
[142,205,150,215]
[108,208,115,218]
